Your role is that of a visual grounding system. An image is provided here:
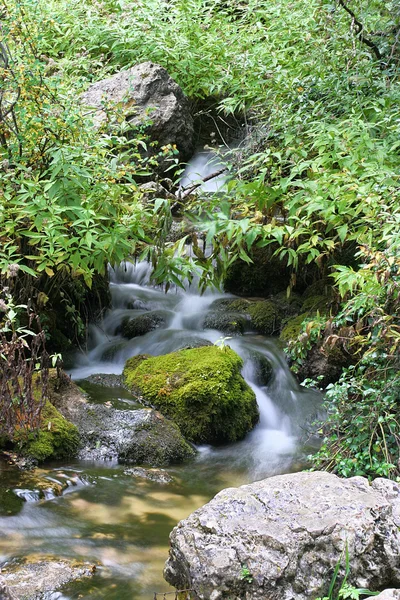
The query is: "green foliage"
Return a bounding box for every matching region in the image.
[123,346,259,444]
[315,545,378,600]
[281,313,326,373]
[311,357,400,478]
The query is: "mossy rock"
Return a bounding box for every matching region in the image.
[279,312,310,344]
[271,291,303,316]
[119,311,168,339]
[209,298,252,313]
[20,401,80,462]
[248,301,281,335]
[203,311,247,335]
[123,346,259,444]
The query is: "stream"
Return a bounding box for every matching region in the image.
[0,257,322,599]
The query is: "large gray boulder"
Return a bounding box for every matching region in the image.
[164,471,400,599]
[374,592,400,600]
[81,62,194,162]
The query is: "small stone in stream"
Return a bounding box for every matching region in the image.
[1,556,97,600]
[84,374,124,388]
[124,466,173,484]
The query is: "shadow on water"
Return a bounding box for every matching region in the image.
[0,258,323,599]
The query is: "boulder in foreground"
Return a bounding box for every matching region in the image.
[164,471,400,599]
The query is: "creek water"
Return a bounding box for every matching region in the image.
[0,260,321,600]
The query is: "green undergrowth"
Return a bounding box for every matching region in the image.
[123,346,259,444]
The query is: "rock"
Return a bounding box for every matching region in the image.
[248,350,273,386]
[21,400,80,463]
[84,373,124,388]
[1,556,96,600]
[124,466,173,484]
[123,346,259,444]
[374,592,400,600]
[81,62,194,162]
[119,310,168,338]
[164,471,400,600]
[247,300,281,335]
[279,312,310,344]
[56,383,195,466]
[203,311,247,335]
[0,576,18,600]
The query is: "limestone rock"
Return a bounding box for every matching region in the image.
[1,556,96,600]
[81,61,194,162]
[164,471,400,599]
[374,591,400,600]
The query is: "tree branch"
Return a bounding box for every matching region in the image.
[337,0,382,62]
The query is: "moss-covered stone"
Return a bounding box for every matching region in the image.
[248,301,281,335]
[120,311,167,339]
[279,312,310,344]
[21,401,80,462]
[271,291,303,316]
[123,346,259,444]
[203,312,247,335]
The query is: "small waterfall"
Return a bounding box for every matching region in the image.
[70,260,321,479]
[179,148,230,193]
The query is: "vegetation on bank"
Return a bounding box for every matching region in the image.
[1,0,399,475]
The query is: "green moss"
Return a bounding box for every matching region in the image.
[21,401,80,462]
[248,301,280,335]
[124,354,151,371]
[123,346,259,444]
[279,312,310,344]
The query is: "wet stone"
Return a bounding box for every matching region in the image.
[123,466,173,484]
[1,556,97,600]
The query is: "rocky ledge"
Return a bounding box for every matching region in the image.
[164,471,400,599]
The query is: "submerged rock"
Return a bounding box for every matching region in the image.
[81,61,194,162]
[124,466,173,484]
[123,346,259,444]
[1,556,96,600]
[164,471,400,599]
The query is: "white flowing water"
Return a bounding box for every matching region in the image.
[71,260,321,479]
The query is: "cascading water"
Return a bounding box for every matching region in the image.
[71,260,320,478]
[0,226,322,598]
